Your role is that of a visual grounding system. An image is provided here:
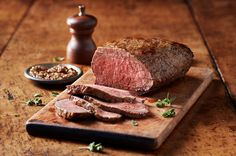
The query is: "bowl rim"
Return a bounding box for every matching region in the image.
[24,63,83,84]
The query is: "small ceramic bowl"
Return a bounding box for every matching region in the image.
[24,63,83,85]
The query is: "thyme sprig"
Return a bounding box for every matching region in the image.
[162,108,176,118]
[53,57,64,62]
[79,142,103,152]
[34,93,42,98]
[131,120,138,126]
[26,93,44,106]
[155,92,176,108]
[51,91,59,97]
[154,93,177,118]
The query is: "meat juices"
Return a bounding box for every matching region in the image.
[92,38,193,95]
[67,84,145,103]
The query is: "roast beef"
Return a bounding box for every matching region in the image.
[55,99,92,120]
[70,96,122,122]
[91,37,194,94]
[84,96,149,118]
[67,84,145,103]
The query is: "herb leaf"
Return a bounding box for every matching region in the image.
[88,142,103,152]
[131,120,138,126]
[51,91,59,97]
[53,57,64,62]
[162,108,175,118]
[155,92,176,108]
[26,96,44,106]
[34,93,42,98]
[155,99,165,108]
[33,97,43,106]
[26,99,35,106]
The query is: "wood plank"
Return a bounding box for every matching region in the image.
[26,67,213,149]
[0,0,235,155]
[0,0,34,55]
[187,0,236,104]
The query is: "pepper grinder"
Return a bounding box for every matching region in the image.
[66,4,97,65]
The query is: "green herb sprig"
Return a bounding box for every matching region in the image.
[26,93,44,106]
[53,57,64,62]
[34,93,42,98]
[51,91,59,97]
[155,92,176,108]
[162,108,176,118]
[79,142,103,152]
[131,120,138,126]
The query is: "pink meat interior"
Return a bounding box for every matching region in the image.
[92,48,153,93]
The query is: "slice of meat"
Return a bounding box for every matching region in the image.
[67,84,145,103]
[93,108,122,122]
[70,96,122,122]
[55,99,92,120]
[84,96,149,118]
[92,37,194,94]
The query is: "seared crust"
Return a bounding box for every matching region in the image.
[104,37,194,57]
[70,96,122,122]
[67,84,146,103]
[55,99,92,120]
[93,37,194,94]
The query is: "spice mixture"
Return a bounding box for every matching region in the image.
[29,65,77,80]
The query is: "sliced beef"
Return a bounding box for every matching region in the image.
[67,84,145,103]
[55,99,92,120]
[70,96,122,122]
[84,96,149,118]
[92,37,194,94]
[94,108,122,122]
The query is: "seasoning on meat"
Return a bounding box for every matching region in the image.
[84,96,149,118]
[55,99,92,120]
[67,84,146,103]
[70,96,122,122]
[91,37,194,95]
[29,64,77,80]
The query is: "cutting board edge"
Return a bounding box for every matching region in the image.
[155,68,214,148]
[25,121,158,149]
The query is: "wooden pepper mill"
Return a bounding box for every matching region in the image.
[66,4,97,65]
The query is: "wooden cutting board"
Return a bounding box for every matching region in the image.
[26,67,213,149]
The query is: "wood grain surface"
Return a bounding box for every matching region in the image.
[26,67,213,149]
[0,0,235,155]
[188,0,236,105]
[0,0,34,55]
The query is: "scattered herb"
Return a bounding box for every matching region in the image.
[53,57,64,62]
[34,93,42,98]
[26,99,35,106]
[162,108,176,118]
[3,89,14,100]
[34,97,43,106]
[14,114,20,117]
[51,91,59,97]
[155,92,176,108]
[79,142,103,152]
[26,96,44,106]
[131,120,138,126]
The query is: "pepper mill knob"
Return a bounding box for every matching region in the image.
[78,5,85,16]
[66,4,97,65]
